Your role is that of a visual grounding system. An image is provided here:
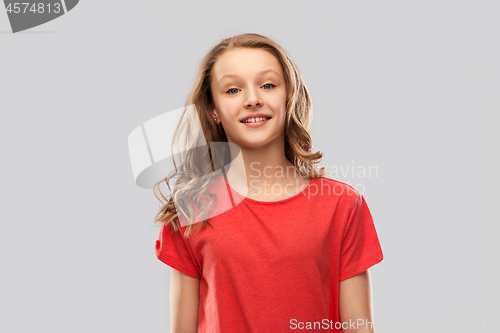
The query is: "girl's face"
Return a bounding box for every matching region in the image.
[210,48,287,149]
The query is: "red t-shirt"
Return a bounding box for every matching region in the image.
[155,175,383,332]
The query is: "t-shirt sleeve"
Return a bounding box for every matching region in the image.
[339,194,383,281]
[155,223,202,279]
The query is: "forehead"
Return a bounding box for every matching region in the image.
[212,48,283,82]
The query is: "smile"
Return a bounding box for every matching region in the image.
[241,117,272,123]
[240,117,271,127]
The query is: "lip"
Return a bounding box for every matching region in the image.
[241,117,271,127]
[240,113,272,122]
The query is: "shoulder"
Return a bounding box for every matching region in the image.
[313,176,361,197]
[311,176,362,203]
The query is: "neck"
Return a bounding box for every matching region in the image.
[224,137,306,196]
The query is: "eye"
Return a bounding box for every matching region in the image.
[262,83,275,89]
[225,84,275,94]
[226,88,240,94]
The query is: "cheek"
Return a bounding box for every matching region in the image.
[218,102,240,120]
[269,95,287,114]
[272,89,287,105]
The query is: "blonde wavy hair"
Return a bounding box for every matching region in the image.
[153,33,328,238]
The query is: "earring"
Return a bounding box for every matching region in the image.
[214,117,218,123]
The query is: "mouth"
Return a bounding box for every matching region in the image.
[240,116,272,124]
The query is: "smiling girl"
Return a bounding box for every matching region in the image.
[154,33,383,332]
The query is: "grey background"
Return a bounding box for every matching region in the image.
[1,1,498,332]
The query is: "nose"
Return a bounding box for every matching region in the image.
[244,87,262,108]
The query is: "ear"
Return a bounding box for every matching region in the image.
[208,105,218,119]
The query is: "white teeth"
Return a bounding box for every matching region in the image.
[242,117,270,123]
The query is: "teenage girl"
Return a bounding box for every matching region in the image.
[154,33,383,333]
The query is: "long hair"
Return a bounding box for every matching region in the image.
[153,33,328,238]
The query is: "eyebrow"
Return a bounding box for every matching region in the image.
[218,69,281,83]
